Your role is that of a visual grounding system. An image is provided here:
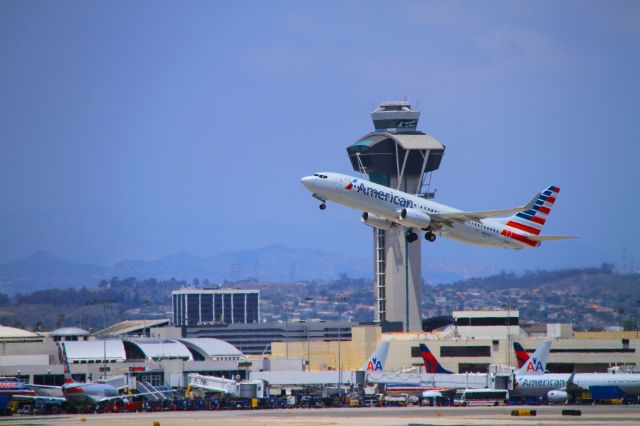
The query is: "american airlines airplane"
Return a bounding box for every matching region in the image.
[300,172,576,248]
[18,343,166,411]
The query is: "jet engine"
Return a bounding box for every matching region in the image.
[398,208,432,229]
[547,390,568,404]
[361,212,393,230]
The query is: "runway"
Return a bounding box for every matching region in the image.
[2,405,640,426]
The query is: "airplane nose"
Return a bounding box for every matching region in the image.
[300,176,314,189]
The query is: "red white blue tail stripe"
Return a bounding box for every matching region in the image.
[501,186,559,247]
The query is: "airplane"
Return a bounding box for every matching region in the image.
[512,342,640,403]
[300,172,576,249]
[419,343,453,374]
[16,343,165,411]
[362,342,390,372]
[514,370,640,404]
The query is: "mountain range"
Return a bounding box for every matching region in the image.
[0,245,496,295]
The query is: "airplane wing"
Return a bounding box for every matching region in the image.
[12,394,66,402]
[431,193,540,225]
[527,235,578,242]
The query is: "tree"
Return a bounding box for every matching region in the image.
[623,319,636,331]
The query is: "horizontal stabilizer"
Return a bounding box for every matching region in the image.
[527,235,578,242]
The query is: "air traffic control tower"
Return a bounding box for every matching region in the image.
[346,101,445,332]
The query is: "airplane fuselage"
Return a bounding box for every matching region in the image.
[62,382,120,407]
[301,172,535,249]
[513,373,640,397]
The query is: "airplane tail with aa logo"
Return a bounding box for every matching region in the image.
[515,340,551,375]
[361,341,390,371]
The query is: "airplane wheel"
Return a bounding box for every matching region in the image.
[407,232,418,243]
[425,232,436,242]
[319,204,326,210]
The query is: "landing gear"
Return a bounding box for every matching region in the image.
[406,231,418,243]
[319,203,326,210]
[425,231,436,242]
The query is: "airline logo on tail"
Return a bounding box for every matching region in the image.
[362,342,390,371]
[367,357,383,371]
[514,342,530,369]
[502,186,560,247]
[419,343,453,374]
[515,340,551,375]
[59,343,75,385]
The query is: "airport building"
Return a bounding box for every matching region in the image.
[183,320,354,355]
[172,288,260,326]
[0,310,639,389]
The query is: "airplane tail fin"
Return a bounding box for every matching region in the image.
[362,341,390,371]
[515,340,551,375]
[504,186,560,236]
[59,343,75,384]
[513,342,530,369]
[420,343,453,374]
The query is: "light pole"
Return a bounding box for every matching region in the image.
[304,297,313,372]
[87,299,116,380]
[282,307,294,358]
[333,294,348,404]
[502,303,512,368]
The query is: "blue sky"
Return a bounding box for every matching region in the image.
[0,1,639,273]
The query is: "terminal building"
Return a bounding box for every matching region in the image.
[172,288,260,326]
[0,310,638,389]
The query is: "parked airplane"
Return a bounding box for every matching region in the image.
[17,344,165,411]
[362,342,390,372]
[419,343,453,374]
[514,371,640,403]
[512,341,640,403]
[301,173,576,248]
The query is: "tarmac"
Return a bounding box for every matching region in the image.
[1,405,640,426]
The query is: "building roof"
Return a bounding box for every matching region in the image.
[172,288,260,295]
[178,338,243,358]
[391,133,443,150]
[63,340,127,362]
[96,319,170,336]
[0,325,40,340]
[0,325,38,338]
[126,339,193,361]
[51,327,90,337]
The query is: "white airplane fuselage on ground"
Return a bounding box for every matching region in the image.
[301,172,574,249]
[512,373,640,398]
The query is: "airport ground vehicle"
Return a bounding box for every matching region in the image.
[453,389,509,407]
